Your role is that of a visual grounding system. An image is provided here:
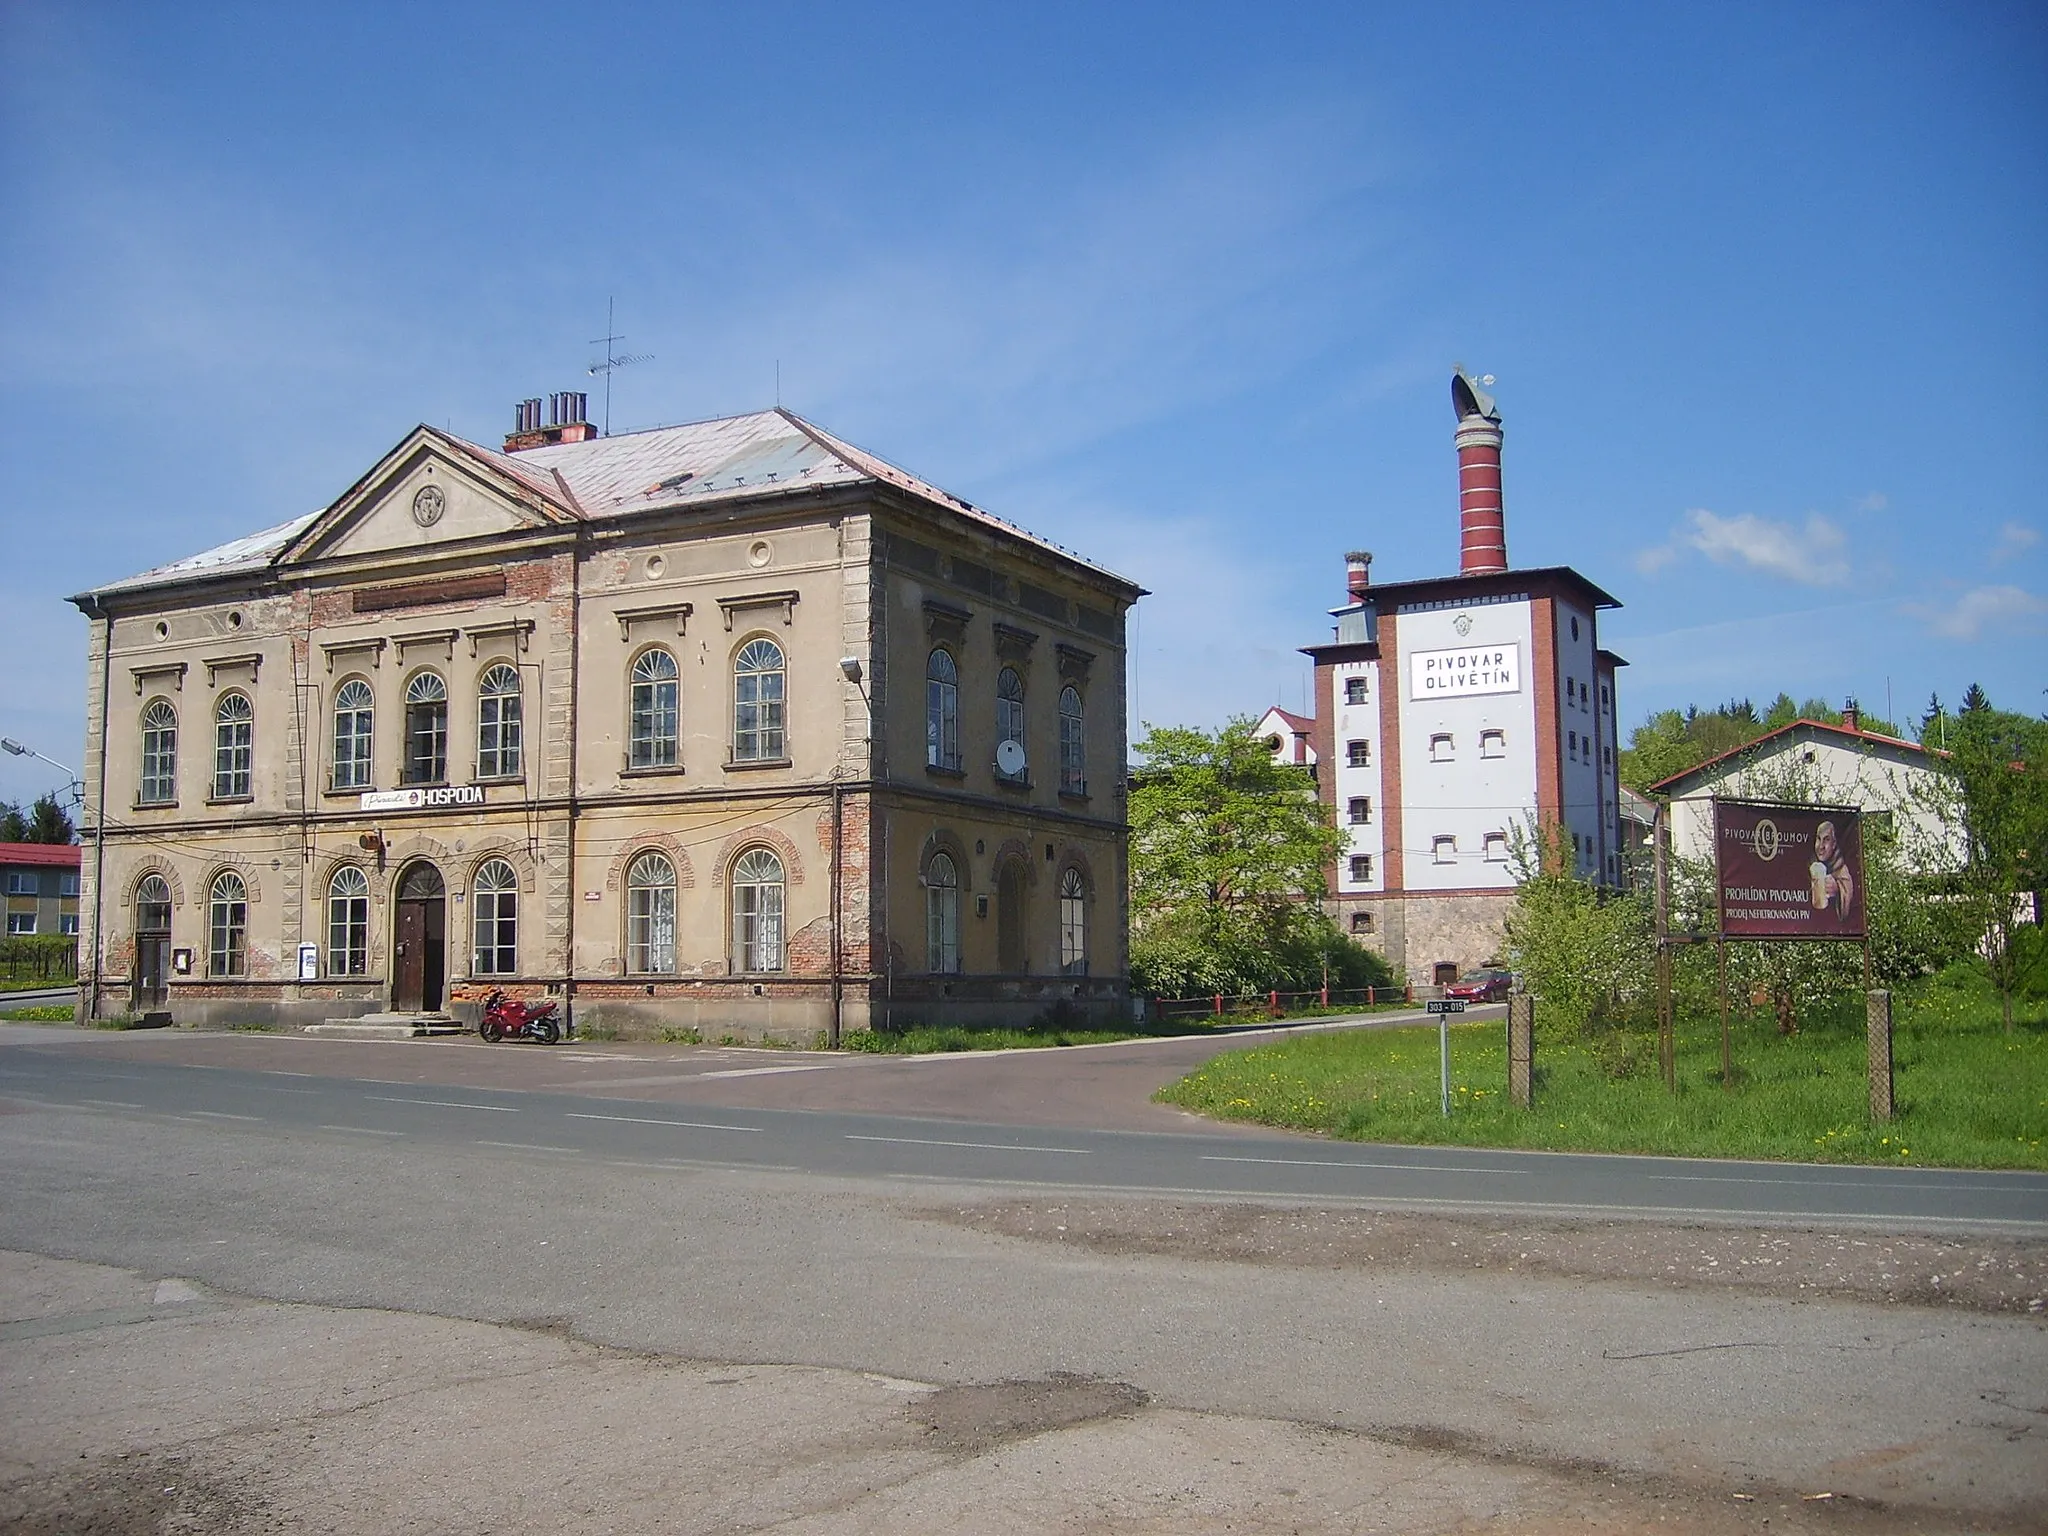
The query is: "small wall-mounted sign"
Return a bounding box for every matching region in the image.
[297,942,320,981]
[359,785,487,812]
[584,891,602,902]
[172,948,193,975]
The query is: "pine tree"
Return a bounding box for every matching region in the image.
[1961,682,1991,714]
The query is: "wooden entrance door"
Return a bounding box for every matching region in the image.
[132,877,172,1011]
[1433,961,1459,987]
[133,936,169,1010]
[394,863,446,1012]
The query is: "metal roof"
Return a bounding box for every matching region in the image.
[81,408,1139,601]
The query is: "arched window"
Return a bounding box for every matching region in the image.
[925,852,960,974]
[629,649,679,769]
[476,664,522,779]
[926,650,960,771]
[332,679,373,791]
[1059,686,1086,796]
[327,866,370,976]
[733,638,785,761]
[136,875,172,933]
[730,848,785,973]
[208,871,247,977]
[139,701,178,804]
[626,851,677,975]
[995,667,1026,782]
[403,672,448,785]
[471,859,517,976]
[1059,867,1087,976]
[212,693,253,800]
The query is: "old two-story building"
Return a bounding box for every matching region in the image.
[2,842,81,939]
[70,399,1142,1038]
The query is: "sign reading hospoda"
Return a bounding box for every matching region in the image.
[1408,643,1520,700]
[1713,799,1865,940]
[359,785,487,812]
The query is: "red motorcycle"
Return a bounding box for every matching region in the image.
[479,989,561,1045]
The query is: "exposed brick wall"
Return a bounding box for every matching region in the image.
[1530,596,1561,825]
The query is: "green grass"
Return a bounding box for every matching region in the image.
[0,975,74,993]
[1155,984,2048,1169]
[846,1018,1226,1054]
[0,1005,75,1021]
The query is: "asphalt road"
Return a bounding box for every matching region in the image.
[2,1023,2043,1230]
[3,1021,2046,1529]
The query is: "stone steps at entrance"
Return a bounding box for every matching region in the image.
[303,1013,469,1039]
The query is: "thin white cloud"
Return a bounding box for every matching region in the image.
[1855,492,1889,513]
[1909,585,2048,642]
[1635,509,1850,586]
[1991,521,2041,562]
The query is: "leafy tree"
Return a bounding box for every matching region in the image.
[1939,704,2048,1030]
[0,794,76,844]
[1128,719,1381,996]
[1762,692,1800,730]
[1503,820,1654,1045]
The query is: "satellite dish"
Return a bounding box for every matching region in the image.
[996,739,1026,777]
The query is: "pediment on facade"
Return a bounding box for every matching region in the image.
[279,428,578,568]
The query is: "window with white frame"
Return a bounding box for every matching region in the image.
[327,866,370,976]
[213,693,253,799]
[1479,728,1506,759]
[1431,835,1457,864]
[208,871,247,976]
[1058,686,1086,795]
[58,873,78,897]
[995,667,1026,781]
[1348,854,1373,882]
[626,851,678,975]
[476,664,523,779]
[1347,796,1371,824]
[1059,867,1087,975]
[1483,831,1509,862]
[1429,733,1453,763]
[629,648,680,769]
[733,638,786,761]
[1344,676,1368,705]
[1346,739,1370,768]
[925,852,960,974]
[140,699,178,803]
[60,913,79,936]
[731,848,786,972]
[5,872,35,896]
[332,679,374,790]
[6,913,34,935]
[926,650,960,771]
[471,859,518,976]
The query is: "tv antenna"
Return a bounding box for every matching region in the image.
[587,298,653,435]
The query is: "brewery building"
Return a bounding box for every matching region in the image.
[1300,372,1627,985]
[69,398,1142,1039]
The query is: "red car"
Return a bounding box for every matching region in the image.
[1442,967,1513,1003]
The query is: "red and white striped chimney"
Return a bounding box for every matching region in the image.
[1451,368,1506,575]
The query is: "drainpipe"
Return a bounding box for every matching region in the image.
[89,601,111,1021]
[829,777,843,1048]
[562,539,584,1038]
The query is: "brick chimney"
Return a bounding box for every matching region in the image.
[1344,550,1373,603]
[504,391,597,453]
[1842,701,1861,733]
[1452,368,1506,575]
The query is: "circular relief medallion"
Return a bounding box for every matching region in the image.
[747,539,773,568]
[411,485,446,528]
[1453,611,1474,637]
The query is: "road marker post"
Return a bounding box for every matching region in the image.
[1426,997,1466,1115]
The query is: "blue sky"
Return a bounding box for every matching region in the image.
[2,2,2043,809]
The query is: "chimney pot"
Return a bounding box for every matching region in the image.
[1344,550,1373,603]
[1843,702,1861,733]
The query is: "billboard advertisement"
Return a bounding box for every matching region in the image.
[1713,800,1865,940]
